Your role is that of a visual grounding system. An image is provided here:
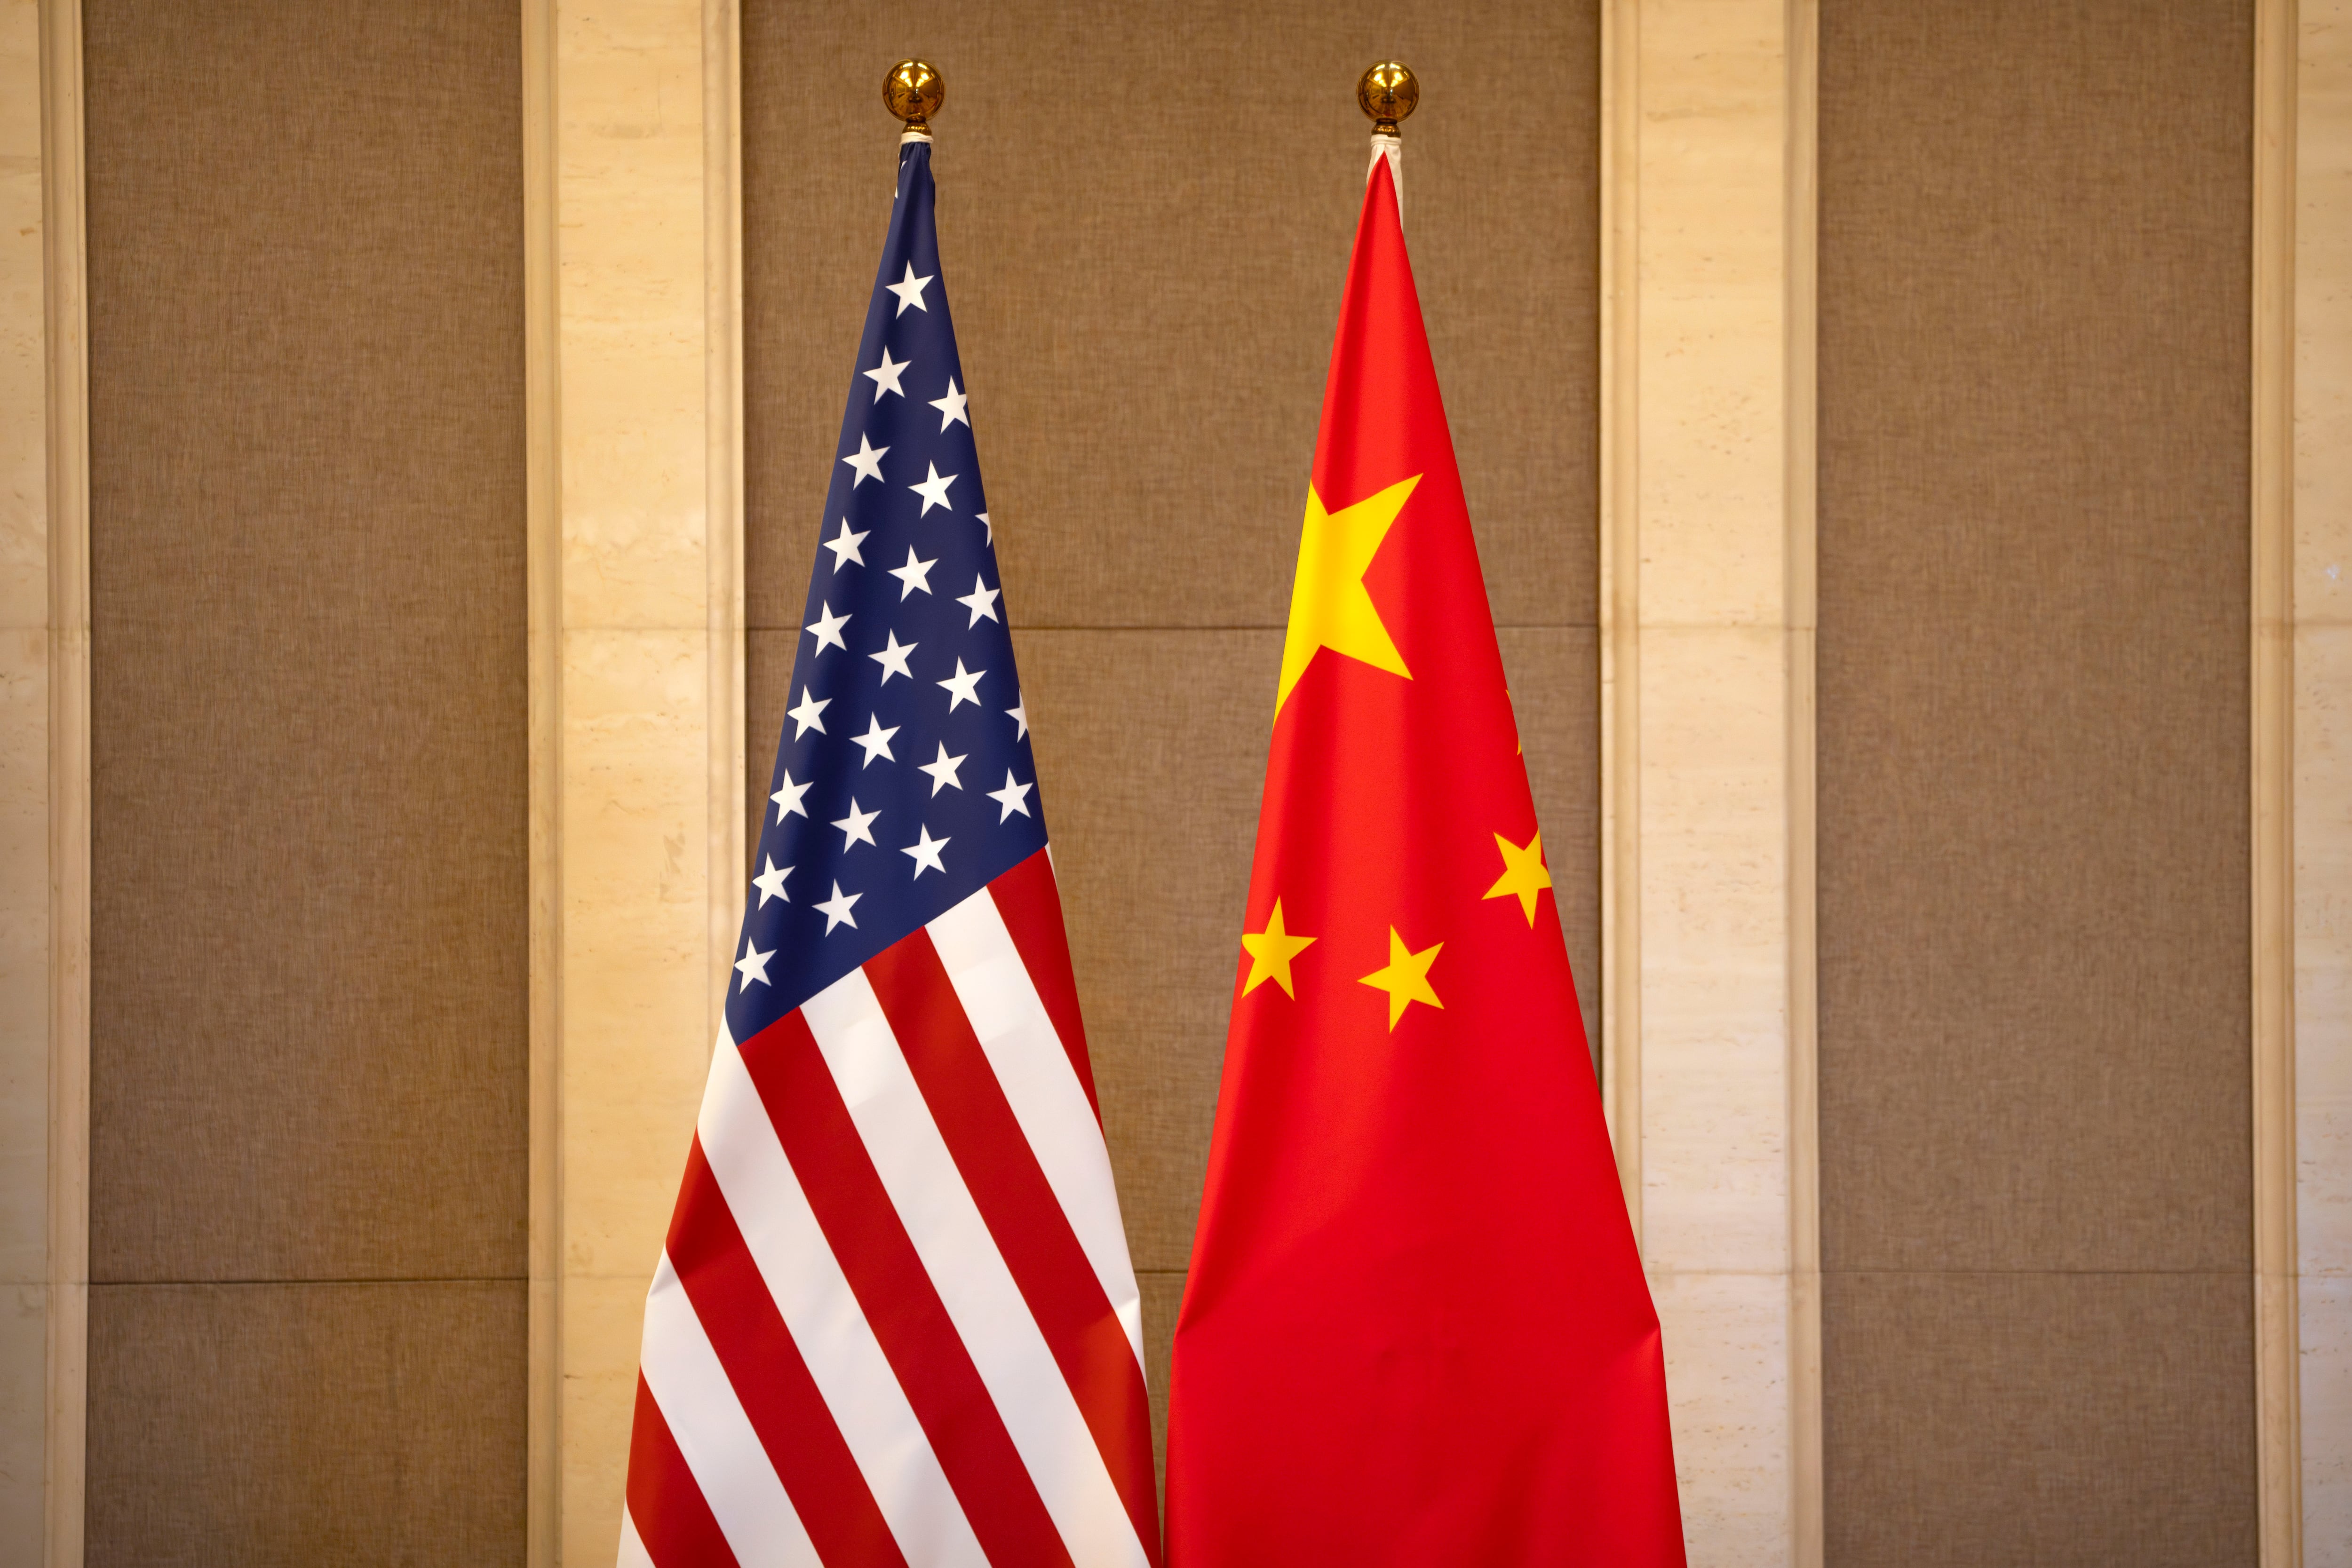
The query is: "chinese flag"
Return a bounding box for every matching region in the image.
[1164,154,1685,1565]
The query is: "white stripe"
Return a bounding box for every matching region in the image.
[640,1252,820,1568]
[928,883,1147,1365]
[615,1507,655,1568]
[803,971,1152,1568]
[697,1029,990,1568]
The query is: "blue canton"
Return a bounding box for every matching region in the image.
[728,141,1049,1040]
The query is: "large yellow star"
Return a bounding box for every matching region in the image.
[1240,899,1316,998]
[1359,926,1444,1030]
[1275,474,1422,715]
[1483,831,1553,926]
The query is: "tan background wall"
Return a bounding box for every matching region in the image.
[13,2,2345,1561]
[1816,1,2258,1561]
[78,2,529,1559]
[741,0,1602,1487]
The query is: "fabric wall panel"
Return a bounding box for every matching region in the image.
[741,0,1603,1506]
[85,1283,527,1565]
[1816,0,2256,1558]
[742,0,1599,636]
[81,0,529,1556]
[1821,1270,2257,1564]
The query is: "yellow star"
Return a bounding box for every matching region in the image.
[1275,474,1422,715]
[1240,899,1316,998]
[1483,831,1553,926]
[1359,926,1443,1030]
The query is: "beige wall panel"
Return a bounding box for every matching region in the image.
[85,1281,526,1565]
[0,0,47,1544]
[1607,2,1813,1552]
[1820,1270,2256,1567]
[81,0,530,1283]
[1817,0,2256,1556]
[2299,2,2352,1553]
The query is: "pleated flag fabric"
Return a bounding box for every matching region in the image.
[1165,152,1686,1564]
[618,136,1160,1568]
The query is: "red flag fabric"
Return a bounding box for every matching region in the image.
[1164,155,1686,1565]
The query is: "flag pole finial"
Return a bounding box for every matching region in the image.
[1358,62,1418,138]
[883,60,944,139]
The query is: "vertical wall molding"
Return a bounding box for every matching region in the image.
[522,0,563,1561]
[1598,0,1643,1235]
[1600,1,1810,1558]
[704,0,746,1035]
[2293,0,2350,1557]
[1783,1,1822,1562]
[2254,2,2302,1564]
[38,1,89,1562]
[547,0,727,1552]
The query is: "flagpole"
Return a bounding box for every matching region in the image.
[883,58,942,144]
[1358,61,1417,223]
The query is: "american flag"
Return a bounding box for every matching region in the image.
[619,136,1160,1568]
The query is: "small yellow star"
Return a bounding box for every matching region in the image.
[1483,831,1553,927]
[1359,926,1443,1030]
[1275,474,1422,715]
[1240,898,1317,998]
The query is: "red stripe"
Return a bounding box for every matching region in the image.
[666,1138,910,1568]
[625,1374,740,1568]
[866,930,1162,1564]
[737,1009,1077,1568]
[988,847,1101,1117]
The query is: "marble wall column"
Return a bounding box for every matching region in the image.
[1601,2,1818,1562]
[2298,2,2352,1557]
[537,0,743,1560]
[1,0,61,1555]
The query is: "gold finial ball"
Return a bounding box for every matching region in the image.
[883,60,944,131]
[1358,61,1419,133]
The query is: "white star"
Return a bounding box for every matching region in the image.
[804,601,850,654]
[734,937,774,990]
[917,742,967,796]
[831,798,879,849]
[771,769,810,819]
[787,687,829,738]
[956,575,1001,626]
[752,855,791,906]
[930,377,969,430]
[823,518,867,570]
[884,261,934,316]
[851,713,899,768]
[869,630,917,683]
[889,546,937,600]
[977,510,992,544]
[937,659,986,711]
[840,434,888,486]
[813,880,862,934]
[908,462,958,516]
[1005,701,1028,741]
[902,824,950,879]
[988,770,1034,822]
[863,346,911,402]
